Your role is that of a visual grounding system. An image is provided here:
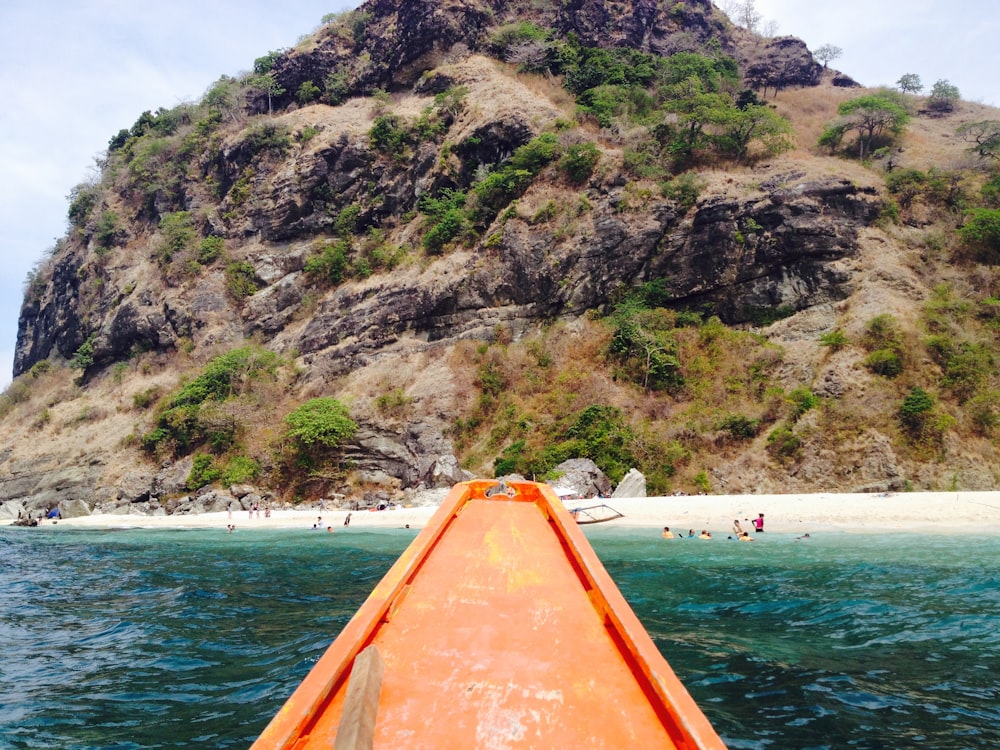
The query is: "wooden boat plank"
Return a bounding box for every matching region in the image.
[332,644,384,750]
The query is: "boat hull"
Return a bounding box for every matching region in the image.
[251,479,725,749]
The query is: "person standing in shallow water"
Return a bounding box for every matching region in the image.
[753,513,765,533]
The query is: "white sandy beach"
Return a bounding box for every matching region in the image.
[42,490,1000,534]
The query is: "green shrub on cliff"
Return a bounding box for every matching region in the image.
[958,208,1000,263]
[187,453,222,489]
[419,189,468,252]
[304,240,350,284]
[469,134,562,224]
[864,348,903,378]
[186,452,260,491]
[491,404,637,484]
[143,347,281,455]
[224,261,260,300]
[559,142,601,184]
[898,386,935,436]
[284,397,356,449]
[282,397,357,471]
[155,211,195,265]
[606,293,683,391]
[369,114,409,159]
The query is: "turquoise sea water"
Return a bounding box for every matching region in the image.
[1,526,999,749]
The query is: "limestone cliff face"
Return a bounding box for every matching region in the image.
[660,177,879,319]
[15,112,880,382]
[271,170,880,379]
[17,0,980,516]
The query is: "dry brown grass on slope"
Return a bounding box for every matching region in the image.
[772,78,1000,172]
[0,365,162,484]
[892,100,1000,172]
[443,313,799,490]
[769,80,860,157]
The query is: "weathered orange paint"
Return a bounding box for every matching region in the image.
[251,480,727,749]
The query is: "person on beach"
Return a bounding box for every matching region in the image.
[662,526,674,539]
[753,513,765,533]
[733,519,744,535]
[344,513,352,527]
[228,501,234,521]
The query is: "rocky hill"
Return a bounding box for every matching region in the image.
[2,0,999,518]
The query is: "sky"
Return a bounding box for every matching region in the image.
[0,1,998,389]
[752,0,1000,105]
[0,0,356,388]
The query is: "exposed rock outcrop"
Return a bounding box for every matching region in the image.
[660,178,880,320]
[742,36,823,93]
[277,169,881,378]
[613,468,647,498]
[0,456,106,516]
[550,458,613,497]
[261,0,733,115]
[0,500,23,520]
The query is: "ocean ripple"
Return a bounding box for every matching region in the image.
[2,527,1000,748]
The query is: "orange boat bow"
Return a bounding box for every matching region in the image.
[251,480,726,749]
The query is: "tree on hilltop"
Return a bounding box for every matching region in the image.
[812,44,843,69]
[251,72,286,116]
[897,73,923,94]
[819,92,910,159]
[720,0,762,32]
[927,79,961,113]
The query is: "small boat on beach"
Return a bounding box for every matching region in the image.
[566,502,625,524]
[251,479,725,749]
